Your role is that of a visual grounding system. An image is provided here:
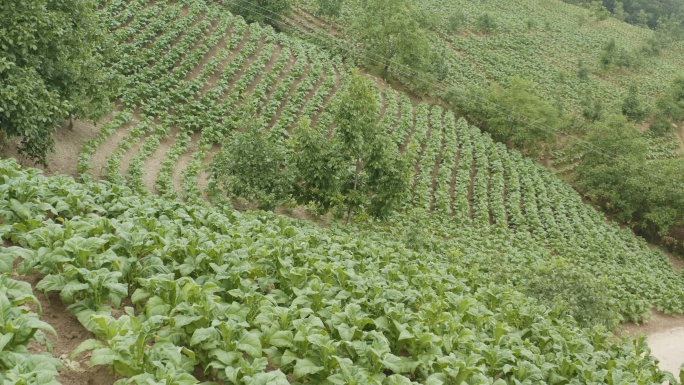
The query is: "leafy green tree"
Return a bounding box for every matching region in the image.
[351,0,431,79]
[290,119,343,212]
[211,120,292,210]
[574,116,649,224]
[293,71,409,223]
[613,1,627,21]
[656,75,684,122]
[476,13,498,33]
[315,0,343,18]
[334,71,383,223]
[449,77,560,154]
[1,0,115,165]
[446,11,468,33]
[621,85,650,121]
[227,0,291,29]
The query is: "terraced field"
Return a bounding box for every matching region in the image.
[76,0,684,323]
[290,0,684,164]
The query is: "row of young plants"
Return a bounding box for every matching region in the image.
[0,273,61,384]
[1,158,680,384]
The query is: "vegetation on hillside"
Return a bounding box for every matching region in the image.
[56,0,684,324]
[0,0,116,165]
[2,158,682,384]
[4,0,684,381]
[291,0,684,250]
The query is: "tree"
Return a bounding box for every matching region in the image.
[656,75,684,122]
[315,0,343,18]
[293,71,409,223]
[448,77,560,154]
[350,0,431,79]
[476,13,498,33]
[334,71,382,223]
[227,0,291,29]
[290,119,343,212]
[211,119,292,210]
[574,116,650,224]
[1,0,115,165]
[621,85,650,121]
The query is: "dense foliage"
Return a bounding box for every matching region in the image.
[2,158,682,384]
[0,0,115,164]
[575,117,684,239]
[0,275,61,384]
[563,0,684,30]
[70,0,684,324]
[212,121,292,210]
[447,77,562,153]
[349,0,432,85]
[226,0,292,29]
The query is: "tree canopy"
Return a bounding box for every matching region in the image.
[292,71,410,222]
[227,0,292,29]
[350,0,431,82]
[0,0,115,165]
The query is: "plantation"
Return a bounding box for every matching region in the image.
[70,0,684,324]
[3,0,684,382]
[1,158,681,384]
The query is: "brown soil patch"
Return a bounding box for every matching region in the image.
[90,114,140,180]
[119,130,149,177]
[622,310,684,375]
[173,131,201,194]
[1,119,103,178]
[143,128,179,193]
[17,273,119,385]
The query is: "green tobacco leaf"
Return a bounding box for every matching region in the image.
[294,358,324,379]
[269,330,294,348]
[71,339,105,360]
[0,333,14,351]
[381,353,419,374]
[131,288,150,304]
[238,331,262,357]
[245,370,290,385]
[385,374,413,385]
[190,327,220,347]
[90,347,121,367]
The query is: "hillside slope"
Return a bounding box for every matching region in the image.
[292,0,684,165]
[1,157,678,384]
[71,0,684,324]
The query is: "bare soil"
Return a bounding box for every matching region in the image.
[90,113,141,180]
[622,310,684,375]
[143,127,179,193]
[1,120,103,178]
[17,273,119,385]
[172,131,201,193]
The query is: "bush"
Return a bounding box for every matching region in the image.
[621,85,650,122]
[523,259,619,328]
[211,122,292,210]
[477,13,497,33]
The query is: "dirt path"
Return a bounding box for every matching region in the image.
[1,120,102,178]
[18,273,119,385]
[622,311,684,375]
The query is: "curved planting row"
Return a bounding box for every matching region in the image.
[0,158,676,384]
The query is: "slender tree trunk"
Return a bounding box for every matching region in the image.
[346,154,362,225]
[68,114,74,130]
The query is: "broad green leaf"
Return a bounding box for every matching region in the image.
[294,358,324,379]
